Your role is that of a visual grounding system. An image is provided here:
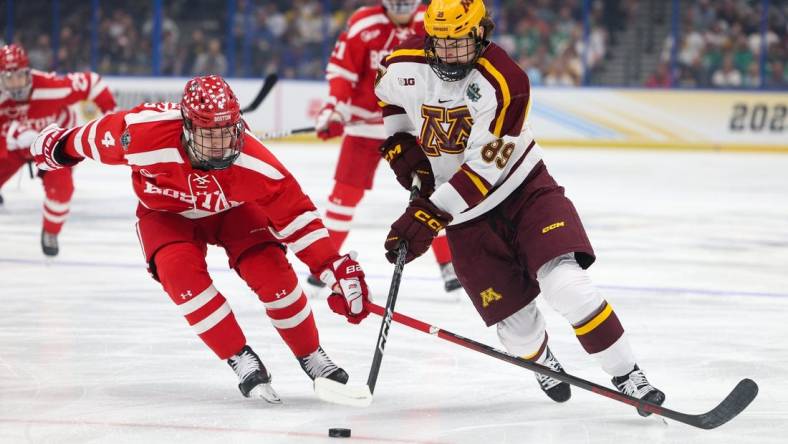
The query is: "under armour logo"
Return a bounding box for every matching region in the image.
[275,289,287,299]
[180,290,193,300]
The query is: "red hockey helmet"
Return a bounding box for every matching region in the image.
[382,0,421,16]
[180,75,244,170]
[0,44,32,101]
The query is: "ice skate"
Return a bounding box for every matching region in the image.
[612,365,665,417]
[0,193,4,205]
[439,262,462,292]
[534,347,571,403]
[298,346,349,384]
[41,229,59,257]
[306,273,326,288]
[227,345,281,404]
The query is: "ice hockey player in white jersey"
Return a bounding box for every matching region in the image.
[374,0,665,415]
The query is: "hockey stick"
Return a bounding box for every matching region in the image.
[314,182,420,407]
[258,118,382,140]
[367,303,758,430]
[240,73,278,114]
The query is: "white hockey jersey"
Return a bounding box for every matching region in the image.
[375,38,544,225]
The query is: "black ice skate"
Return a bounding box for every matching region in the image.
[306,273,326,288]
[0,193,4,205]
[439,262,462,292]
[612,365,665,417]
[298,346,349,384]
[41,229,59,257]
[227,345,281,404]
[534,347,571,403]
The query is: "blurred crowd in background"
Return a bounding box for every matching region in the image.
[2,0,786,88]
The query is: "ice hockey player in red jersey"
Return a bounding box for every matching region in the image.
[0,43,116,256]
[375,0,665,416]
[312,0,462,293]
[31,75,371,403]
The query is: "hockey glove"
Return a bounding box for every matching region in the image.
[385,197,452,264]
[322,251,371,324]
[315,104,345,140]
[379,132,435,197]
[30,123,79,171]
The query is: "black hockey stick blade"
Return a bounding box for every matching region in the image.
[665,378,758,429]
[241,73,278,114]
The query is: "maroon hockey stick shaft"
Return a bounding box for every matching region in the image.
[368,303,757,429]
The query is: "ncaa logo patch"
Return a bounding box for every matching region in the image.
[120,130,131,150]
[467,82,481,102]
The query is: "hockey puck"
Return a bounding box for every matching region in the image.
[328,428,351,438]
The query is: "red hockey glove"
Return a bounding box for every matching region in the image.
[315,104,345,140]
[30,124,79,171]
[321,251,371,324]
[379,132,435,197]
[384,197,452,264]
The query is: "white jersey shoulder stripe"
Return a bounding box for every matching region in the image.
[126,147,185,166]
[347,13,390,39]
[234,152,285,180]
[124,109,182,126]
[30,87,72,100]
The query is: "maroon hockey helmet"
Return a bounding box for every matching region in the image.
[180,75,244,170]
[382,0,420,16]
[0,44,32,101]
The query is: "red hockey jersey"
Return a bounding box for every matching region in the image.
[0,69,116,157]
[57,102,338,272]
[325,5,425,139]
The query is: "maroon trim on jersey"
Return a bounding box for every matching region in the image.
[501,140,536,183]
[381,35,428,68]
[381,104,407,117]
[475,45,531,138]
[382,54,427,68]
[449,164,492,208]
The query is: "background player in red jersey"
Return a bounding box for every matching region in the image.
[312,0,462,293]
[31,75,372,403]
[0,44,116,256]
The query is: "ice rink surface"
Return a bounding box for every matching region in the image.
[1,143,787,443]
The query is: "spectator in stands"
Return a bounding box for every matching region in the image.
[193,38,227,76]
[711,53,742,87]
[645,62,672,88]
[765,60,787,88]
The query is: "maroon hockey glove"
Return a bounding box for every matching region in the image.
[379,132,435,197]
[30,124,79,171]
[321,252,371,324]
[315,104,345,140]
[384,197,452,264]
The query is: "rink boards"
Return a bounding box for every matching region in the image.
[73,77,788,153]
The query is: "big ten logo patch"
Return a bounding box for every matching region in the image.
[370,49,392,70]
[419,105,473,156]
[480,287,503,308]
[398,77,416,86]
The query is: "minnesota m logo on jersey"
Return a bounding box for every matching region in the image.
[419,105,473,156]
[480,287,503,308]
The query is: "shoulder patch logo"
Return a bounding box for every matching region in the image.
[467,82,481,102]
[398,77,416,86]
[120,130,131,150]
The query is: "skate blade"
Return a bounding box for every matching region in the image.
[249,383,282,404]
